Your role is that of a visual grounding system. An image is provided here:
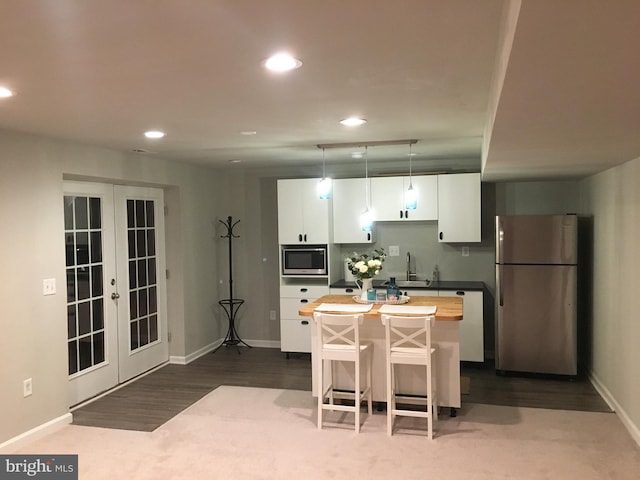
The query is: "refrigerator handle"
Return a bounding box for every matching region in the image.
[497,265,503,307]
[495,216,503,264]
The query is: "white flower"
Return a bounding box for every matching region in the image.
[345,248,387,280]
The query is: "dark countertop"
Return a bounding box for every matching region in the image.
[330,279,485,291]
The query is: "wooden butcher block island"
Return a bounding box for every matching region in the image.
[299,294,464,413]
[298,294,463,321]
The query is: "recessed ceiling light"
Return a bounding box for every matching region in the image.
[351,152,364,159]
[240,131,257,136]
[229,159,242,164]
[144,130,165,139]
[340,117,367,127]
[0,87,14,98]
[263,53,303,72]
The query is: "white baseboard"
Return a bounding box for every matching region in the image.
[590,370,640,447]
[0,413,72,453]
[170,338,281,365]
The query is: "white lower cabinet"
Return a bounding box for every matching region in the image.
[438,290,484,362]
[280,285,329,353]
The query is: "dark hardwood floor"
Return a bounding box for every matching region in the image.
[461,360,612,413]
[71,347,311,431]
[71,347,611,432]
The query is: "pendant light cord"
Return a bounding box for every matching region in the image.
[408,143,413,187]
[365,146,370,207]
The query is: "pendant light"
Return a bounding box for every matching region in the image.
[360,146,374,232]
[317,147,332,199]
[405,143,418,210]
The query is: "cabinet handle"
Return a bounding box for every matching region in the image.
[367,232,371,241]
[439,232,443,240]
[405,210,409,219]
[300,288,308,292]
[301,320,309,325]
[298,234,303,242]
[300,299,308,303]
[303,234,307,242]
[345,288,354,293]
[456,291,465,296]
[399,210,403,219]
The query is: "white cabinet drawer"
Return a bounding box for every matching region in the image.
[330,287,359,295]
[280,297,315,318]
[280,285,329,299]
[280,318,312,353]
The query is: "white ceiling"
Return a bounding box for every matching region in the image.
[1,0,638,181]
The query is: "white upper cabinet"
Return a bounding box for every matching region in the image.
[371,175,438,221]
[277,178,330,244]
[437,173,481,243]
[332,178,374,244]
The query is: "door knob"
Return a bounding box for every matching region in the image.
[111,292,120,300]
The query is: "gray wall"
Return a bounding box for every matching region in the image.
[0,129,234,444]
[580,158,640,444]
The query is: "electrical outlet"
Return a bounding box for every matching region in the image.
[269,310,277,321]
[389,245,400,256]
[23,378,33,397]
[462,246,470,257]
[43,278,56,295]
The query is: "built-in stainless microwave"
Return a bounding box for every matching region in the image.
[281,245,328,275]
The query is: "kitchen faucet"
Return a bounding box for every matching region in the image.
[406,251,417,281]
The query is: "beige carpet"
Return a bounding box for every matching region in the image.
[16,386,640,479]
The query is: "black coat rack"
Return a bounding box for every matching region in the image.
[214,216,251,353]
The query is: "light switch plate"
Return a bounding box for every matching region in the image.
[43,278,56,295]
[462,247,470,257]
[389,245,400,256]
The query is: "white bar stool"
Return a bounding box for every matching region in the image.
[381,314,438,439]
[313,312,373,433]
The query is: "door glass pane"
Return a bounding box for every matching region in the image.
[126,196,160,353]
[90,232,102,263]
[64,195,107,376]
[89,197,101,229]
[74,197,88,229]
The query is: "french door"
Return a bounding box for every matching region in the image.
[65,182,168,406]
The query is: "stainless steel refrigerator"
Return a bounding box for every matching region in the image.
[495,214,578,375]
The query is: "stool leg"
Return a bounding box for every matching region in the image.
[426,363,433,440]
[317,358,324,430]
[366,349,373,416]
[355,357,361,433]
[386,361,393,436]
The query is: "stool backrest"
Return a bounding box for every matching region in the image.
[381,315,435,353]
[313,312,364,348]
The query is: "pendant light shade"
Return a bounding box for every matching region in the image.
[318,177,331,199]
[317,148,332,199]
[360,208,374,232]
[405,143,418,210]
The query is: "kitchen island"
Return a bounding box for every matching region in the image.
[299,294,464,412]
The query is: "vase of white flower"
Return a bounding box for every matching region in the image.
[346,248,386,300]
